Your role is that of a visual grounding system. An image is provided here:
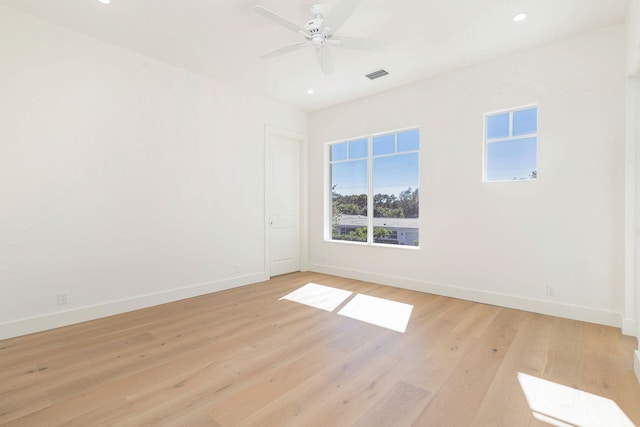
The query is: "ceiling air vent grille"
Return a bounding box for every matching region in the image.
[365,69,389,80]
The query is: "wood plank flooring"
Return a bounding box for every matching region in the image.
[1,272,639,426]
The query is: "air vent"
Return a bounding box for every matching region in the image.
[365,69,389,80]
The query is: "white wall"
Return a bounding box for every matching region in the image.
[622,0,640,335]
[0,5,306,339]
[308,25,627,327]
[629,0,640,76]
[626,0,640,380]
[625,0,640,337]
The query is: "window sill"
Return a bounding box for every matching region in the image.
[324,239,420,250]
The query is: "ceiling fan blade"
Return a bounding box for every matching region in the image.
[253,5,308,35]
[321,0,363,36]
[261,42,310,59]
[328,36,388,51]
[315,46,335,76]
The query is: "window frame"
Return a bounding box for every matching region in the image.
[483,104,538,183]
[324,127,420,249]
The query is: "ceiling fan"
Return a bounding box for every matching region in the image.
[253,0,386,76]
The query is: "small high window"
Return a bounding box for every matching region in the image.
[484,106,538,182]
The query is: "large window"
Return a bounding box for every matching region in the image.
[328,128,420,246]
[484,105,537,182]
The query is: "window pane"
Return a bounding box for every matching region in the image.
[397,129,420,152]
[513,107,537,136]
[331,143,348,161]
[373,153,419,246]
[332,160,368,197]
[349,139,368,159]
[331,159,368,242]
[373,153,419,195]
[487,112,509,139]
[486,137,537,181]
[373,134,395,156]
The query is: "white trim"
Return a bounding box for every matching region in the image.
[623,317,637,336]
[323,125,421,147]
[300,128,310,272]
[366,134,374,243]
[324,143,331,241]
[308,263,622,329]
[625,78,638,340]
[0,272,267,341]
[322,238,420,250]
[264,126,271,275]
[486,133,536,144]
[484,102,539,116]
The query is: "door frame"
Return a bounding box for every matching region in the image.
[264,125,308,278]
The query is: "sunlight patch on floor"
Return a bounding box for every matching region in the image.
[337,293,413,333]
[279,282,353,312]
[517,372,634,427]
[280,283,414,333]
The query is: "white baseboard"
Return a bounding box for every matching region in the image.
[635,351,640,385]
[308,263,622,329]
[0,272,268,341]
[2,266,625,341]
[622,317,637,337]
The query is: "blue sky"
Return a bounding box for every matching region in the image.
[373,153,419,195]
[331,130,420,196]
[331,154,419,196]
[331,160,368,195]
[486,137,537,181]
[485,107,537,181]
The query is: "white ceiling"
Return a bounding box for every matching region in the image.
[0,0,630,111]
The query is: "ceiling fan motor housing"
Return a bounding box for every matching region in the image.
[306,18,326,46]
[306,18,323,32]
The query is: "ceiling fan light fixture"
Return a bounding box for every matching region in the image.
[307,89,315,94]
[513,12,528,22]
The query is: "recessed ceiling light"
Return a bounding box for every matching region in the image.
[98,0,111,4]
[306,89,315,94]
[513,12,528,22]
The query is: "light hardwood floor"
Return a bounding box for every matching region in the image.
[1,272,639,426]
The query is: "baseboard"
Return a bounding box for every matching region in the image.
[635,351,640,385]
[308,263,622,329]
[622,317,637,337]
[0,272,268,341]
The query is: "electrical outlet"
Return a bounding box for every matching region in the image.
[57,292,69,305]
[546,285,555,297]
[234,264,240,274]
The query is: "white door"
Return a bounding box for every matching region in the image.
[268,131,301,276]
